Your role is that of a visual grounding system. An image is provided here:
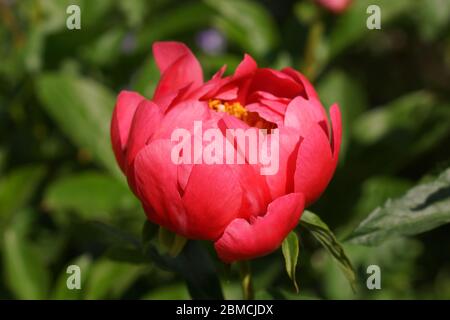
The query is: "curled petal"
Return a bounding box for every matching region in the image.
[294,122,335,206]
[330,103,342,161]
[110,90,145,172]
[124,100,162,190]
[152,42,203,106]
[248,68,304,99]
[284,96,329,138]
[215,193,305,263]
[281,67,318,100]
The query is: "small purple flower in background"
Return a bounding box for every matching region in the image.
[121,32,137,55]
[195,28,226,55]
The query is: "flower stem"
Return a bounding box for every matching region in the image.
[239,260,254,300]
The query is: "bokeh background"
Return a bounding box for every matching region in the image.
[0,0,449,299]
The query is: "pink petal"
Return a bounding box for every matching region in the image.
[330,103,342,161]
[181,164,244,240]
[248,68,304,99]
[151,100,211,141]
[234,54,258,79]
[134,139,187,235]
[152,42,203,105]
[294,122,335,206]
[110,90,145,172]
[284,96,329,138]
[281,67,318,100]
[214,193,305,263]
[124,100,162,191]
[263,127,302,199]
[246,102,284,125]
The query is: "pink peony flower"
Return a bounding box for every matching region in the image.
[111,41,342,263]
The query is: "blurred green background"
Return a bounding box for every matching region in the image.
[0,0,449,300]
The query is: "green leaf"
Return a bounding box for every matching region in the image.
[43,171,137,220]
[205,0,279,57]
[0,165,45,224]
[347,168,450,245]
[281,231,299,292]
[300,211,357,292]
[35,73,121,179]
[3,225,50,299]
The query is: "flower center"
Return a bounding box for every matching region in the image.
[208,99,277,131]
[208,99,248,121]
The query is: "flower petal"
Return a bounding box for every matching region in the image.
[152,42,203,106]
[110,90,145,172]
[248,68,304,99]
[330,103,342,161]
[281,67,318,100]
[263,127,302,199]
[124,100,162,191]
[182,164,244,240]
[134,139,187,234]
[214,193,304,263]
[294,122,335,206]
[284,96,329,138]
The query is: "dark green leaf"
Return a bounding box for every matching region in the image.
[281,231,299,292]
[300,211,357,292]
[347,168,450,245]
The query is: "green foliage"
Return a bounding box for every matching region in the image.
[2,211,50,299]
[35,73,121,179]
[1,0,449,300]
[348,168,450,245]
[281,232,300,292]
[300,211,357,292]
[44,171,138,220]
[205,0,279,58]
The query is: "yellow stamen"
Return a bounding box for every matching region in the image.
[208,99,248,121]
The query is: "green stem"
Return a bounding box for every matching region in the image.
[239,260,254,300]
[302,19,324,81]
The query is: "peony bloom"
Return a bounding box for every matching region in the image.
[111,41,341,263]
[314,0,353,14]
